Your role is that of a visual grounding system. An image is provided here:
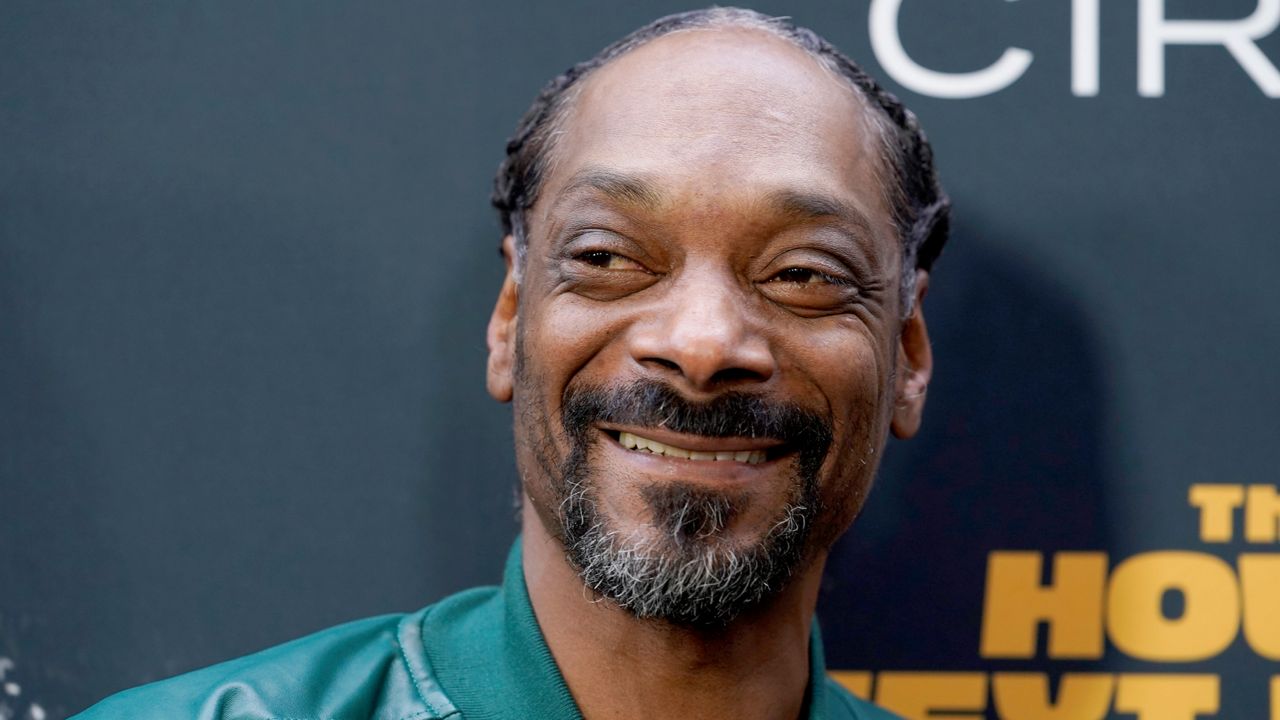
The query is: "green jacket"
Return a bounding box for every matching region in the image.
[73,540,899,719]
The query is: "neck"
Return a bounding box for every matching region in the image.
[521,504,825,720]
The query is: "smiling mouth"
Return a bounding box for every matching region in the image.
[603,429,787,465]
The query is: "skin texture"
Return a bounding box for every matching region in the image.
[486,27,932,720]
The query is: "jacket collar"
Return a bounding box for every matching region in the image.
[404,538,831,719]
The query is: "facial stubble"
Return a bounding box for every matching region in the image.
[520,370,834,627]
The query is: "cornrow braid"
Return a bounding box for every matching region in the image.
[492,7,950,316]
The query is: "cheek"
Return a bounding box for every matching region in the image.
[524,295,635,392]
[510,296,630,489]
[783,316,891,421]
[782,319,893,525]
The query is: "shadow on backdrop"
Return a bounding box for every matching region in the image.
[819,216,1115,695]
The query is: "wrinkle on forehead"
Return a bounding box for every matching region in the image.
[538,26,895,242]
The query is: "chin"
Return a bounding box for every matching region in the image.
[559,475,818,627]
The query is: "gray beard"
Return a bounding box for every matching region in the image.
[535,378,833,627]
[557,449,818,627]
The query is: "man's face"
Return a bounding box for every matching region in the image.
[488,28,928,624]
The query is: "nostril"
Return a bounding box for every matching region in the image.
[710,367,768,385]
[641,357,682,373]
[637,356,772,388]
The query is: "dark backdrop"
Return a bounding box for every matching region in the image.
[2,2,1277,718]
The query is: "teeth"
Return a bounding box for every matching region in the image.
[616,431,766,464]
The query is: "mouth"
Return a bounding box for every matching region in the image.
[599,426,790,466]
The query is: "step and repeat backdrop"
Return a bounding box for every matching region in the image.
[2,1,1277,718]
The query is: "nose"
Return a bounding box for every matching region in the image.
[627,268,777,393]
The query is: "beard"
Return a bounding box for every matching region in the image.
[550,379,833,627]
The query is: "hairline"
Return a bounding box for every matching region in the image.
[497,8,941,317]
[517,22,897,248]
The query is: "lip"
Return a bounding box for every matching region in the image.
[595,424,794,473]
[596,423,787,454]
[595,430,791,485]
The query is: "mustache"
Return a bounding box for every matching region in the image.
[560,379,833,450]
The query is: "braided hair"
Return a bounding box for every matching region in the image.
[492,7,950,315]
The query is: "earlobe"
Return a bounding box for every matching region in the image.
[486,235,520,403]
[891,270,933,439]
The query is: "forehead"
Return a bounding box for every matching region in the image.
[540,27,892,230]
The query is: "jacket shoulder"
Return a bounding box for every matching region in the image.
[824,676,904,720]
[71,613,432,720]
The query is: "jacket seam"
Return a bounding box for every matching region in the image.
[396,620,442,718]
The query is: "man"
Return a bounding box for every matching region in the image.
[75,7,947,719]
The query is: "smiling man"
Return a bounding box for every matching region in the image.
[74,7,947,720]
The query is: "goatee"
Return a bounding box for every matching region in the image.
[553,379,833,627]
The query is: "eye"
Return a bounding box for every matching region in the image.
[575,250,646,272]
[769,267,848,286]
[758,261,862,314]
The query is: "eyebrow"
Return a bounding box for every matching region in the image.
[560,168,666,210]
[557,168,878,246]
[765,188,877,240]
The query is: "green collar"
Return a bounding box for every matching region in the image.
[409,538,831,719]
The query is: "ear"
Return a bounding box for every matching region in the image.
[891,270,933,439]
[486,235,519,403]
